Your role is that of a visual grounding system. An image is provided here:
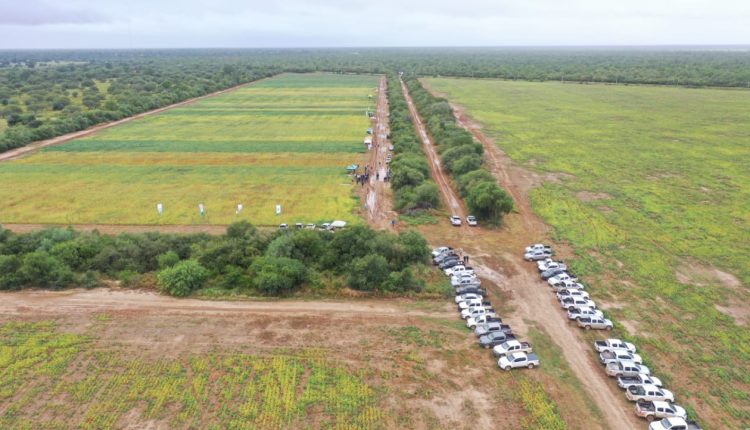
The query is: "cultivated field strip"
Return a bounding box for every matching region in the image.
[0,73,378,226]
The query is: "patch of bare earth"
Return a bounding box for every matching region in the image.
[577,191,613,202]
[675,260,748,324]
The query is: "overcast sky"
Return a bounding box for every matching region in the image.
[1,0,749,49]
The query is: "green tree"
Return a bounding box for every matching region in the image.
[18,251,74,288]
[451,154,482,176]
[157,259,209,297]
[347,254,390,291]
[413,182,440,209]
[250,256,307,295]
[466,182,514,224]
[157,250,180,269]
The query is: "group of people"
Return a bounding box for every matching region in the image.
[352,165,393,186]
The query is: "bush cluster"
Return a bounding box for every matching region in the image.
[0,222,431,297]
[404,77,513,224]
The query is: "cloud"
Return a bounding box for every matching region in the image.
[0,0,749,48]
[0,0,108,26]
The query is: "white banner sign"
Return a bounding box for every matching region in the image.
[275,204,281,215]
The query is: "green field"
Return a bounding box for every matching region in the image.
[0,73,378,225]
[426,78,750,428]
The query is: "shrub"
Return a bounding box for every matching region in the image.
[347,254,390,291]
[157,251,180,269]
[157,259,209,297]
[250,256,307,295]
[457,170,495,195]
[466,182,514,223]
[413,182,441,209]
[451,154,483,176]
[382,268,423,293]
[18,251,74,288]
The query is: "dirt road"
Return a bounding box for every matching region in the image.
[361,76,397,230]
[0,77,269,163]
[401,81,639,429]
[400,78,467,220]
[0,288,451,318]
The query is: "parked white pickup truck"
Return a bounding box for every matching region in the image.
[626,384,675,402]
[636,400,687,421]
[599,350,643,365]
[454,293,482,304]
[524,249,552,261]
[536,258,557,271]
[556,288,590,300]
[492,340,532,357]
[498,352,540,370]
[567,306,603,320]
[577,317,613,330]
[551,280,586,291]
[466,314,501,330]
[617,374,663,390]
[525,243,552,253]
[461,306,496,320]
[648,417,702,430]
[560,297,596,311]
[548,273,578,286]
[594,338,637,354]
[451,273,478,286]
[606,360,650,377]
[445,265,473,277]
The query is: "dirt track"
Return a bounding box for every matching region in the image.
[402,81,639,429]
[400,78,467,219]
[0,288,450,318]
[361,76,397,230]
[0,78,268,163]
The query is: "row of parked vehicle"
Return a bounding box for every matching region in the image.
[524,244,701,430]
[433,246,539,371]
[526,244,613,330]
[594,339,702,429]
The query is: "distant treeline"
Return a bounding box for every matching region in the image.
[0,223,436,297]
[2,47,750,153]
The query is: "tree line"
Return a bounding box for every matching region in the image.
[404,77,514,224]
[385,74,441,214]
[0,223,437,297]
[3,48,750,154]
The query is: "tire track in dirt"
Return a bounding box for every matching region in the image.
[0,288,453,319]
[0,77,272,163]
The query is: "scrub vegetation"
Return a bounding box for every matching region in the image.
[0,222,440,297]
